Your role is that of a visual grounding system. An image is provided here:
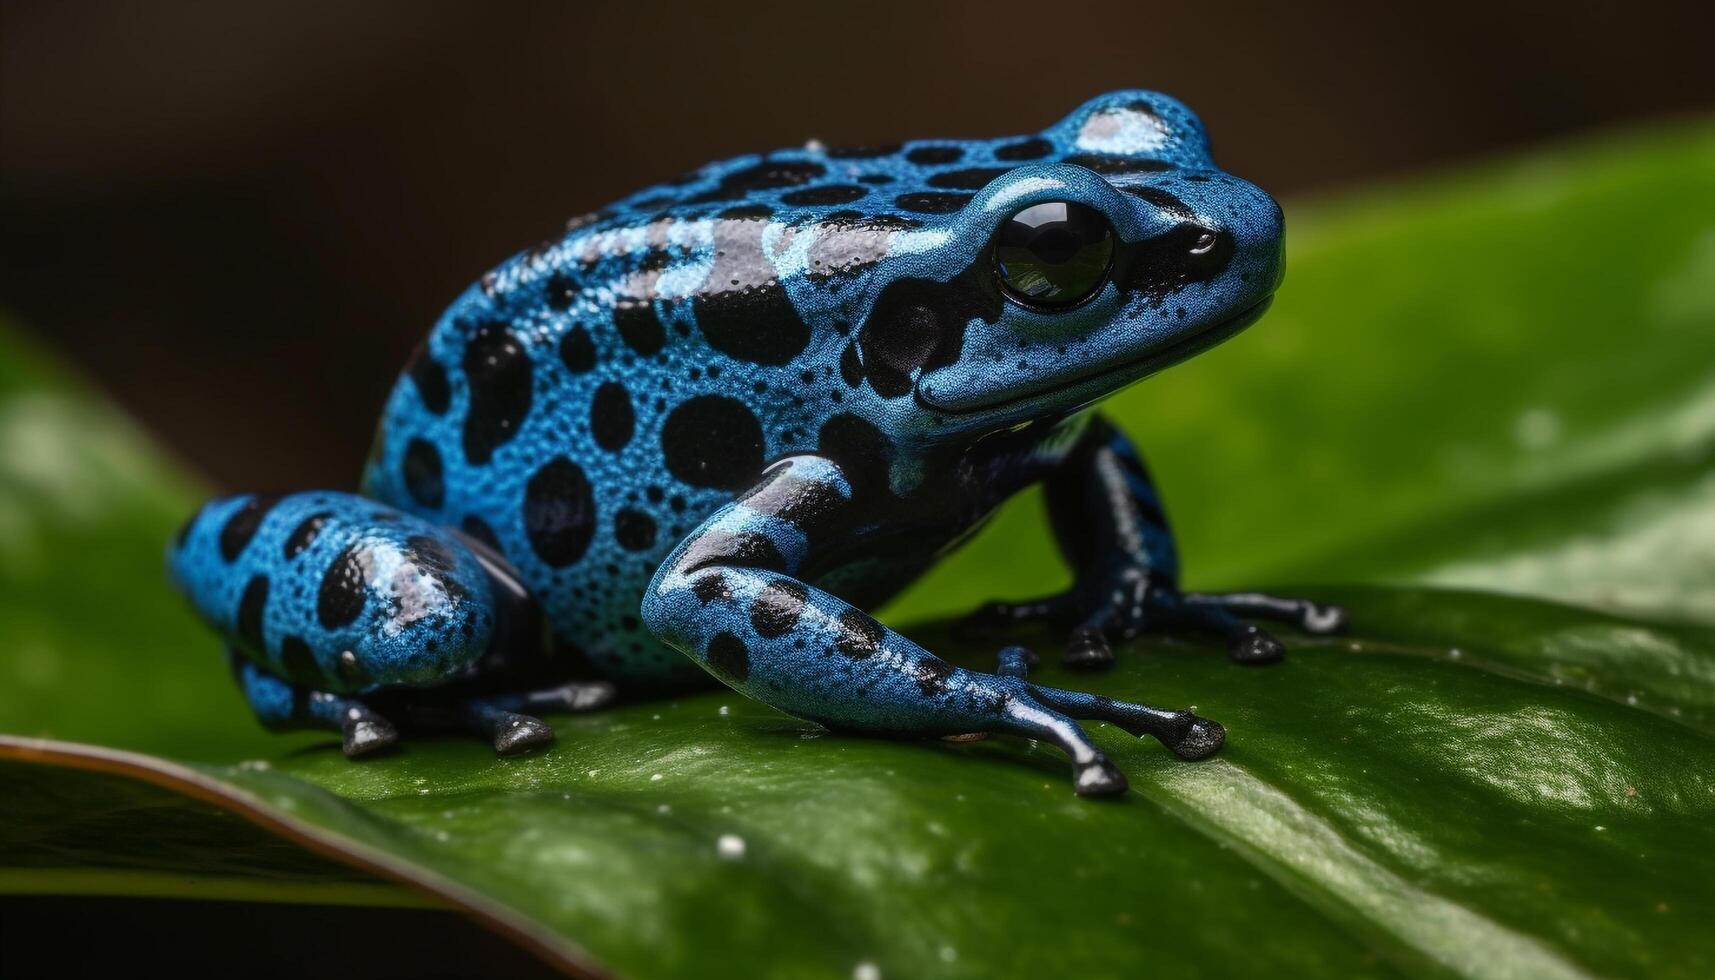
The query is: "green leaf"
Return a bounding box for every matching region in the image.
[3,123,1713,979]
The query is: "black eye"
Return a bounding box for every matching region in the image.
[993,201,1115,307]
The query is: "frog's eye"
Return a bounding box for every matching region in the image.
[992,201,1115,308]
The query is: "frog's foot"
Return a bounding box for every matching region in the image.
[454,681,615,756]
[961,576,1347,669]
[462,701,556,756]
[990,645,1225,796]
[330,699,401,758]
[230,653,401,758]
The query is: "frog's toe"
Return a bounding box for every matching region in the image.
[490,711,556,755]
[1074,756,1130,797]
[341,715,399,758]
[1167,716,1226,761]
[1228,625,1286,665]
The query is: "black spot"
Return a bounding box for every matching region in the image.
[680,530,786,574]
[781,185,869,206]
[827,144,900,159]
[906,146,963,165]
[544,272,580,311]
[236,575,269,653]
[284,511,332,559]
[733,460,850,552]
[614,300,666,356]
[750,579,809,638]
[317,545,369,628]
[462,322,533,465]
[1121,224,1236,301]
[661,395,765,491]
[559,326,598,373]
[856,264,1002,398]
[995,137,1053,161]
[460,515,502,553]
[693,210,811,365]
[402,438,445,508]
[219,495,280,562]
[725,159,825,191]
[590,382,635,452]
[928,167,1010,190]
[692,572,731,604]
[279,635,321,687]
[406,342,451,415]
[1123,185,1195,221]
[691,159,828,202]
[894,192,972,214]
[706,631,750,682]
[834,609,884,659]
[909,657,955,696]
[613,508,657,551]
[524,457,596,566]
[818,414,895,505]
[1062,153,1172,174]
[645,485,665,504]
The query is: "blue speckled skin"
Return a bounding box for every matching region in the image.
[169,92,1346,794]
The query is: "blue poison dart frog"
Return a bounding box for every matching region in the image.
[169,91,1347,796]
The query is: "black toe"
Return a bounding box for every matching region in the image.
[1169,717,1226,760]
[492,713,555,755]
[1074,757,1129,797]
[341,717,398,758]
[1063,627,1115,670]
[1229,627,1285,665]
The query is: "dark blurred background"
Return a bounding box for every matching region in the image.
[3,0,1711,491]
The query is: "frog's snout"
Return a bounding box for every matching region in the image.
[1192,174,1285,301]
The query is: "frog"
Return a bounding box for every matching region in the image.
[168,91,1346,796]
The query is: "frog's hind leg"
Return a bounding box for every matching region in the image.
[643,456,1225,797]
[172,492,553,757]
[228,649,398,757]
[456,681,616,755]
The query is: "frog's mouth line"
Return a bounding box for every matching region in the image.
[915,295,1274,416]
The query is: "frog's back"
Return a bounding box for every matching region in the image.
[361,92,1219,681]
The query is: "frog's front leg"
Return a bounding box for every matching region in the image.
[228,648,399,757]
[641,457,1224,797]
[962,414,1347,667]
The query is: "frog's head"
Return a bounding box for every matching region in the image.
[848,91,1283,439]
